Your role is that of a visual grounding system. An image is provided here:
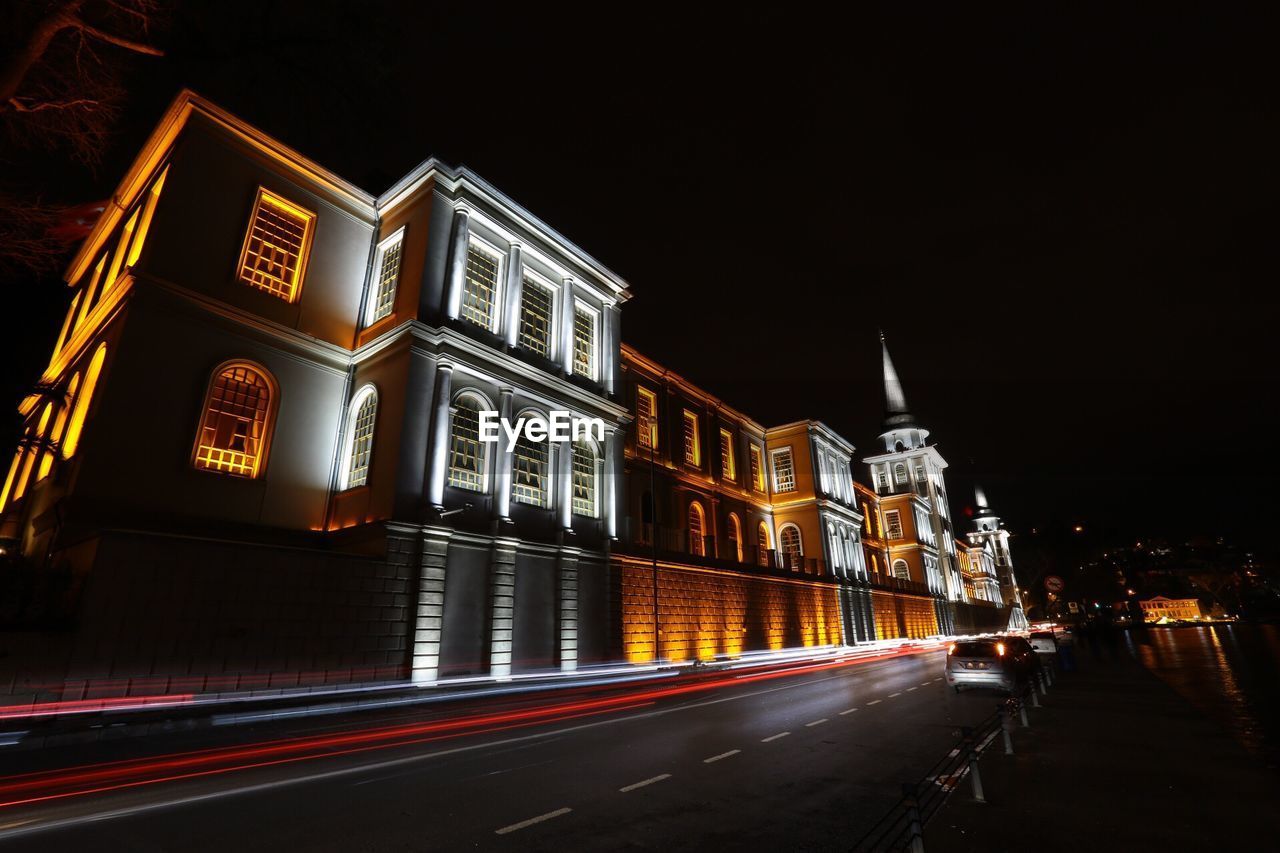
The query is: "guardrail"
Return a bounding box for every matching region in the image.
[851,659,1057,852]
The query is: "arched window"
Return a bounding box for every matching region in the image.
[893,462,907,484]
[62,343,108,459]
[779,524,802,570]
[194,362,277,478]
[11,403,53,504]
[571,439,598,517]
[688,501,706,556]
[892,559,910,580]
[339,385,378,490]
[757,522,772,566]
[828,524,841,570]
[39,373,80,481]
[727,513,743,562]
[448,392,486,491]
[512,414,550,507]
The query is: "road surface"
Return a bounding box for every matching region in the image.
[0,650,1003,851]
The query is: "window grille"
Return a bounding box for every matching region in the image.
[749,445,765,491]
[682,410,700,465]
[573,305,596,379]
[719,428,736,480]
[688,503,706,556]
[512,429,549,506]
[238,190,315,302]
[772,447,796,493]
[448,397,484,491]
[779,526,802,570]
[572,440,596,516]
[195,364,273,478]
[636,387,658,450]
[884,509,904,539]
[518,276,554,356]
[369,231,403,325]
[344,391,377,488]
[462,242,500,329]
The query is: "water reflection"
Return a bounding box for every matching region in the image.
[1129,624,1280,768]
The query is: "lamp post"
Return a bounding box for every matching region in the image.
[647,425,660,664]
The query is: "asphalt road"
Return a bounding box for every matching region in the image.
[0,651,1006,852]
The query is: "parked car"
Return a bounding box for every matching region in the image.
[1028,630,1059,656]
[945,638,1037,693]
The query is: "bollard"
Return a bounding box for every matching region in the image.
[1029,681,1042,708]
[1038,670,1049,696]
[1045,661,1055,686]
[902,782,925,853]
[961,726,986,803]
[1019,698,1030,727]
[1000,706,1015,754]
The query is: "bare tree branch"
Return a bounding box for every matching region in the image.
[69,17,163,56]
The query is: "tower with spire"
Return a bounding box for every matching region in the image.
[967,485,1030,630]
[863,333,964,634]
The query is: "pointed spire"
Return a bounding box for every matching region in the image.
[880,331,910,415]
[975,484,989,509]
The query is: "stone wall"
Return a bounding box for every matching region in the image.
[619,557,843,663]
[870,590,940,640]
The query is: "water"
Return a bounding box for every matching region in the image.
[1127,623,1280,769]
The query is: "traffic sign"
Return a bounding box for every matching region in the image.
[1045,575,1065,593]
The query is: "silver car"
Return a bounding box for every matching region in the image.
[945,639,1034,693]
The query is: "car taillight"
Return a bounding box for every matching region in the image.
[947,643,956,655]
[996,642,1005,656]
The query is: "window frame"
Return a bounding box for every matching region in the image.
[778,523,803,570]
[688,501,707,557]
[884,509,904,540]
[635,386,658,451]
[682,409,701,467]
[460,235,504,332]
[447,390,491,492]
[191,359,279,480]
[338,384,378,491]
[571,438,600,517]
[749,444,765,492]
[727,512,743,562]
[366,226,406,327]
[236,187,317,304]
[719,427,737,482]
[571,298,600,381]
[516,267,559,359]
[771,446,796,493]
[511,410,551,507]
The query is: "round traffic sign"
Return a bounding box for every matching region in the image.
[1045,575,1065,593]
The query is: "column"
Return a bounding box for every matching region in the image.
[604,426,619,540]
[426,361,454,510]
[557,547,580,672]
[411,528,452,684]
[488,538,517,678]
[444,206,471,320]
[557,439,574,531]
[493,387,514,522]
[601,303,620,394]
[560,277,577,375]
[502,243,524,347]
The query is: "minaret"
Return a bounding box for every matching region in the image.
[967,484,1029,630]
[864,333,963,634]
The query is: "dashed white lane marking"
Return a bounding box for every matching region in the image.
[805,718,828,727]
[866,700,882,706]
[839,708,859,715]
[620,774,671,793]
[922,682,933,687]
[495,807,572,835]
[761,731,791,743]
[889,692,902,698]
[704,749,741,763]
[934,678,943,683]
[906,687,918,692]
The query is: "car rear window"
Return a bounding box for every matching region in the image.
[952,642,998,657]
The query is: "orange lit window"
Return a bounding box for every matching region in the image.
[771,447,796,493]
[51,292,82,362]
[682,410,700,466]
[124,164,168,269]
[62,344,107,459]
[779,525,803,570]
[75,254,107,332]
[0,447,21,513]
[688,501,706,556]
[727,513,743,562]
[12,404,53,503]
[635,387,658,450]
[757,522,771,566]
[719,428,736,481]
[39,373,79,481]
[237,189,316,302]
[884,509,903,540]
[193,363,276,478]
[749,444,765,492]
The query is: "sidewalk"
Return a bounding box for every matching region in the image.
[927,650,1280,850]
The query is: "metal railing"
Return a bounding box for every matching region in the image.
[851,661,1057,852]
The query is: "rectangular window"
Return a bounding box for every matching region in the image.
[749,444,765,492]
[877,470,889,490]
[461,241,501,329]
[572,442,596,517]
[368,228,404,326]
[884,509,904,540]
[636,386,658,450]
[771,447,796,493]
[518,274,554,357]
[573,304,596,380]
[238,189,316,302]
[512,436,548,506]
[682,410,701,466]
[719,428,736,481]
[447,405,484,491]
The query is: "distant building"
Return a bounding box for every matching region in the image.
[1139,597,1202,622]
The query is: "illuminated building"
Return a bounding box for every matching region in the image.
[1137,596,1202,622]
[966,485,1030,630]
[0,92,1030,693]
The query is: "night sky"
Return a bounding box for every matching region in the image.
[4,4,1276,554]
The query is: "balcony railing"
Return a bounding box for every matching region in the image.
[624,523,830,576]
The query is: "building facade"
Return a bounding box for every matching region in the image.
[0,93,1025,694]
